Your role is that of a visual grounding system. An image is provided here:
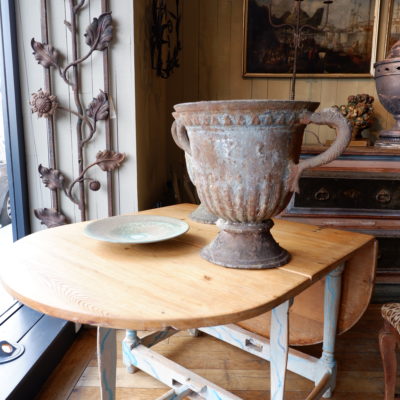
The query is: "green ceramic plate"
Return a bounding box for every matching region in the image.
[84,215,189,244]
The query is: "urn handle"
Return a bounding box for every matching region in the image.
[171,121,191,155]
[289,107,351,192]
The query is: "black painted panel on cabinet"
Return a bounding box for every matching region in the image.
[294,177,400,211]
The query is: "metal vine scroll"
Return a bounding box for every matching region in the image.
[150,0,181,79]
[31,0,125,228]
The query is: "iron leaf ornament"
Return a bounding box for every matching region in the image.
[96,150,126,172]
[87,90,109,121]
[84,12,113,51]
[38,165,65,191]
[34,208,68,228]
[31,39,59,69]
[32,4,124,228]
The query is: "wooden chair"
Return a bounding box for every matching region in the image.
[380,303,400,400]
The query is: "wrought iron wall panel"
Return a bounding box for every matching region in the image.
[31,0,125,227]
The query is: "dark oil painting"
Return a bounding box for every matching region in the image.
[244,0,378,76]
[388,0,400,50]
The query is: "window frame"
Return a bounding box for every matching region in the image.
[0,0,30,240]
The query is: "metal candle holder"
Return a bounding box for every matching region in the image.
[185,0,335,225]
[267,0,334,100]
[150,0,181,79]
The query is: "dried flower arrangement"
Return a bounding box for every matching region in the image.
[335,94,375,141]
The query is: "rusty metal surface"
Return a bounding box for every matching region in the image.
[102,0,113,217]
[201,219,290,269]
[172,100,351,269]
[32,0,124,228]
[185,153,217,224]
[189,203,218,225]
[41,0,59,212]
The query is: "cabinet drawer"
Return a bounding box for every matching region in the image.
[378,237,400,272]
[294,177,400,213]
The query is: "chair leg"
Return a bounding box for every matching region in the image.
[379,320,400,400]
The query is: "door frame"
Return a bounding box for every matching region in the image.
[0,0,30,240]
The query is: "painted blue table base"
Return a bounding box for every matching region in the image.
[98,327,116,400]
[97,263,345,400]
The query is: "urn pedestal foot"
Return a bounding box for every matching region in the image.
[189,203,218,225]
[201,219,290,269]
[374,129,400,149]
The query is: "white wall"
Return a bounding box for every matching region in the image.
[15,0,137,232]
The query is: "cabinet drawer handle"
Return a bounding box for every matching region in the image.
[314,187,330,201]
[376,189,391,204]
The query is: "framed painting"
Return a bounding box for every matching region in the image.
[243,0,381,78]
[385,0,400,55]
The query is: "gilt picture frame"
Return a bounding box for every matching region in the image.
[384,0,400,56]
[243,0,381,78]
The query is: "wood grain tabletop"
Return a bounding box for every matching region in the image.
[0,204,374,331]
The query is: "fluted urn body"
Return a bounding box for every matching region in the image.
[172,100,351,269]
[185,153,218,224]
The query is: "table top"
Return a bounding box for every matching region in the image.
[0,204,374,330]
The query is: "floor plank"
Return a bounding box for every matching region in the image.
[34,327,97,400]
[37,304,397,399]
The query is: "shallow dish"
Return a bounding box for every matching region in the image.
[84,215,189,244]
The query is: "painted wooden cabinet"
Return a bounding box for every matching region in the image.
[280,146,400,302]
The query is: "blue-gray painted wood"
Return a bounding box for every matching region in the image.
[155,385,192,400]
[122,341,241,400]
[270,300,290,400]
[140,327,178,347]
[97,327,116,400]
[100,269,347,400]
[115,305,344,400]
[0,0,30,240]
[199,324,320,381]
[320,262,345,398]
[123,329,139,374]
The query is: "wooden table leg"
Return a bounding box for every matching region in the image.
[270,300,290,400]
[97,327,117,400]
[320,263,345,399]
[379,320,399,400]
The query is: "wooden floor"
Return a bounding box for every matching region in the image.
[35,304,396,400]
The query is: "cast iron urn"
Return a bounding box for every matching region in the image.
[374,40,400,148]
[172,100,351,269]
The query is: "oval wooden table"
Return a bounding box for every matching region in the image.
[0,204,376,400]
